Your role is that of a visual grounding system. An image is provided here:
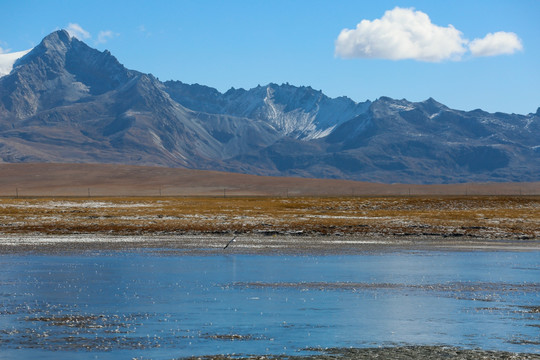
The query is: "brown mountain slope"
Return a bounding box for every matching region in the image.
[0,163,538,197]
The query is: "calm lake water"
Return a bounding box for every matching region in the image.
[0,249,539,359]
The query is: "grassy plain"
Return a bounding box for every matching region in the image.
[0,196,538,239]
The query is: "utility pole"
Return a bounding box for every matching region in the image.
[88,188,91,197]
[15,187,18,199]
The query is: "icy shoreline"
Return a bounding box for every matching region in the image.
[0,233,539,254]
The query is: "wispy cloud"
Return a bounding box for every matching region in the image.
[66,23,91,40]
[335,7,523,62]
[469,31,523,57]
[64,24,119,46]
[96,30,118,45]
[0,40,10,54]
[138,24,152,38]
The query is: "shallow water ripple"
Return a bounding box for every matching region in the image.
[0,250,538,359]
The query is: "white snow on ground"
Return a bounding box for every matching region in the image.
[0,235,149,246]
[0,201,154,209]
[0,234,407,248]
[305,215,394,220]
[0,49,32,77]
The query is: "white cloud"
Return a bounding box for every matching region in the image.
[66,23,91,40]
[335,7,523,62]
[469,31,523,57]
[335,7,467,62]
[96,30,117,45]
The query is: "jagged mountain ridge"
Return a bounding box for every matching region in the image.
[0,30,538,184]
[164,81,371,140]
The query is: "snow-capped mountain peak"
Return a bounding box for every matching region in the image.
[0,30,539,184]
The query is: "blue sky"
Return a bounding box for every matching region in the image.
[1,0,538,114]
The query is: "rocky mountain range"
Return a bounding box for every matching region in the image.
[0,30,538,184]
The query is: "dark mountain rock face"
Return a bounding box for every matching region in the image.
[1,31,135,120]
[0,30,538,183]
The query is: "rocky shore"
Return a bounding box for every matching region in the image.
[186,346,540,360]
[182,346,540,360]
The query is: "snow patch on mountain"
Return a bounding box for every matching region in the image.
[262,86,323,139]
[163,81,370,141]
[389,103,415,111]
[0,49,32,77]
[253,84,370,140]
[149,130,166,151]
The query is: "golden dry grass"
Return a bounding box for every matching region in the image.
[0,196,538,239]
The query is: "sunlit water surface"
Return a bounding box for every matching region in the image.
[0,249,538,359]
